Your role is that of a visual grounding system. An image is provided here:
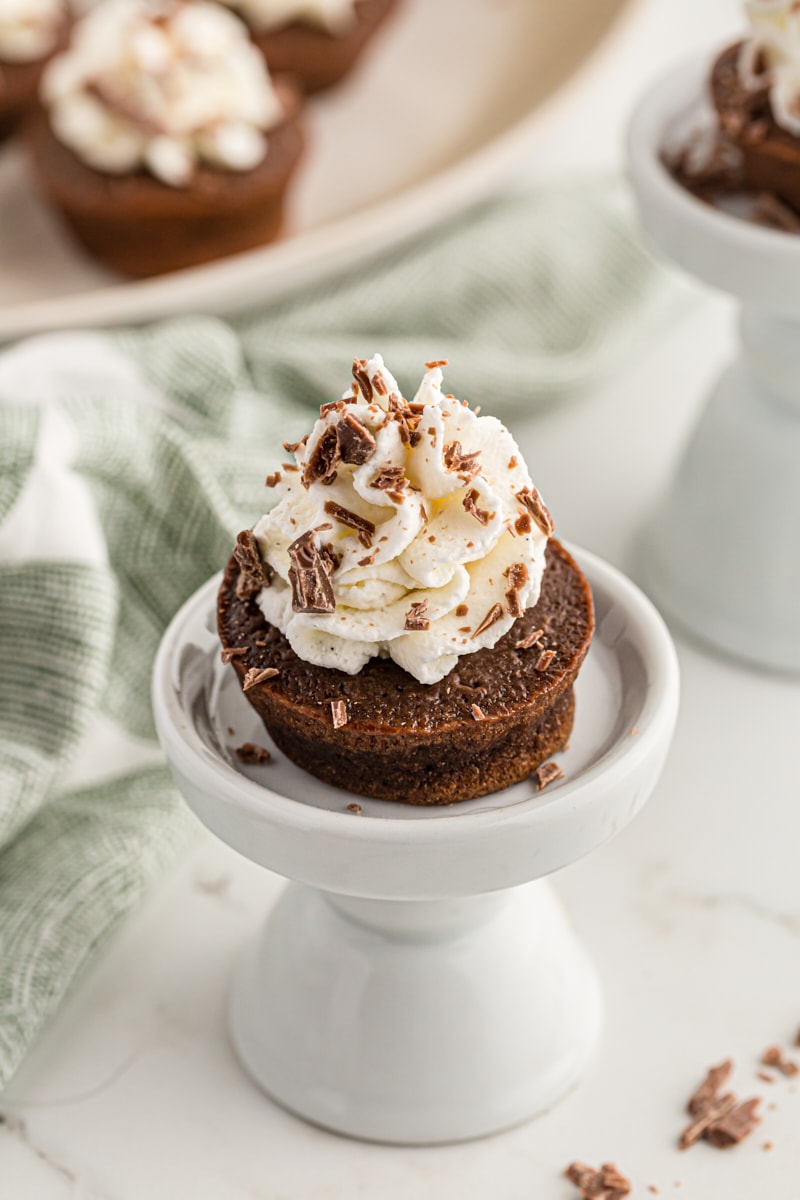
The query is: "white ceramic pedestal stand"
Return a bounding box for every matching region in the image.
[153,547,678,1145]
[629,58,800,672]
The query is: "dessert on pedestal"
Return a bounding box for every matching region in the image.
[29,0,304,276]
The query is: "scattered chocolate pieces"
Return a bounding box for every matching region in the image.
[233,529,271,601]
[346,802,362,813]
[220,646,247,664]
[324,500,376,547]
[443,440,481,482]
[535,648,555,672]
[242,667,280,691]
[565,1161,631,1199]
[515,627,543,651]
[515,486,555,537]
[235,743,271,765]
[535,761,563,790]
[288,531,336,614]
[504,562,529,618]
[336,412,377,465]
[680,1059,761,1151]
[463,488,493,526]
[762,1046,800,1077]
[472,602,504,638]
[370,465,407,502]
[303,426,340,486]
[471,704,486,721]
[404,600,430,632]
[330,699,349,729]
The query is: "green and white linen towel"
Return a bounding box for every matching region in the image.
[0,181,681,1091]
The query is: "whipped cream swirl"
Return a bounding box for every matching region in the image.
[0,0,63,64]
[42,0,285,187]
[252,355,553,685]
[741,0,800,136]
[220,0,357,34]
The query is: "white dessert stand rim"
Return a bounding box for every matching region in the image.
[627,52,800,260]
[153,543,678,849]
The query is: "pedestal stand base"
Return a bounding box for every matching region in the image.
[229,880,602,1145]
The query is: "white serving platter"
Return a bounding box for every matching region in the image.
[0,0,631,340]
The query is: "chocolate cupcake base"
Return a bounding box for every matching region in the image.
[251,0,400,94]
[218,539,594,805]
[27,84,304,276]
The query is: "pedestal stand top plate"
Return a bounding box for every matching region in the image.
[0,0,632,341]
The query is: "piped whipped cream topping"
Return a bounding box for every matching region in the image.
[41,0,285,187]
[741,0,800,136]
[251,356,553,686]
[0,0,63,64]
[221,0,357,34]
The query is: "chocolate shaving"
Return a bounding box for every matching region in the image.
[504,562,529,618]
[303,426,340,487]
[370,465,406,500]
[535,649,555,672]
[705,1098,762,1149]
[265,471,282,488]
[318,543,341,577]
[564,1161,631,1199]
[463,488,493,526]
[535,761,563,790]
[233,529,271,600]
[242,667,280,691]
[513,624,544,652]
[680,1094,737,1149]
[687,1060,733,1116]
[443,440,481,482]
[404,600,430,631]
[471,704,486,721]
[515,487,555,537]
[283,437,307,454]
[235,743,271,765]
[288,531,336,614]
[372,371,388,396]
[220,646,247,664]
[330,699,349,729]
[346,802,362,813]
[514,512,532,535]
[352,358,373,401]
[762,1046,800,1077]
[424,359,448,369]
[336,413,377,465]
[324,500,376,548]
[472,603,504,638]
[320,400,346,417]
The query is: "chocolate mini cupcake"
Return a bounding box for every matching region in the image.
[0,0,69,143]
[218,355,594,805]
[220,0,400,94]
[29,0,305,276]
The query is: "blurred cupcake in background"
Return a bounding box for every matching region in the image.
[220,0,401,93]
[0,0,70,142]
[29,0,305,276]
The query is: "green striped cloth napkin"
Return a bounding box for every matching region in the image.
[0,181,680,1090]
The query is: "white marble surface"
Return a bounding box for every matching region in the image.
[4,0,800,1195]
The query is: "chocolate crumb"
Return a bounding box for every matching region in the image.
[227,726,234,736]
[455,604,469,617]
[687,1060,734,1117]
[235,742,271,765]
[757,1071,775,1084]
[242,667,280,691]
[515,627,543,650]
[705,1098,761,1148]
[514,511,533,535]
[535,649,555,672]
[463,488,493,525]
[265,471,282,488]
[331,699,349,729]
[762,1046,800,1077]
[471,704,486,721]
[346,802,362,813]
[404,599,430,632]
[443,440,481,482]
[680,1059,761,1151]
[472,603,504,638]
[220,646,247,664]
[515,486,555,537]
[535,761,563,790]
[565,1161,631,1199]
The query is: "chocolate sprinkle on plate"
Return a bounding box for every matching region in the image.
[565,1161,631,1199]
[242,667,280,691]
[762,1046,800,1077]
[346,802,362,813]
[680,1059,761,1150]
[235,742,271,765]
[535,761,563,790]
